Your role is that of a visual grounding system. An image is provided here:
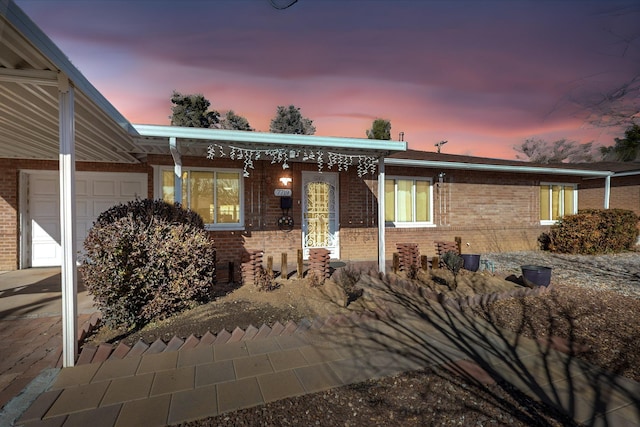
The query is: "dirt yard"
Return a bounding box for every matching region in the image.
[87,265,522,347]
[84,251,640,426]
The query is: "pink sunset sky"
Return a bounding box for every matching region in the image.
[16,0,640,160]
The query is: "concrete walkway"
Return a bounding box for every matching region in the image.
[2,270,640,426]
[0,269,96,411]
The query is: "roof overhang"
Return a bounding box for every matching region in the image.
[132,124,407,158]
[385,158,614,178]
[612,169,640,178]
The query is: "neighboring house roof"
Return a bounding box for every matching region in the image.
[387,150,613,178]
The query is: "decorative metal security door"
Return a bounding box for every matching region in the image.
[302,172,339,259]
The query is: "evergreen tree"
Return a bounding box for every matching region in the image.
[600,124,640,161]
[366,118,391,140]
[170,91,220,128]
[269,105,316,135]
[220,110,253,131]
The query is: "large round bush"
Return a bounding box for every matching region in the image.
[80,199,217,329]
[547,209,639,254]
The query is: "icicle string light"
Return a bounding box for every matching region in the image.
[207,144,376,177]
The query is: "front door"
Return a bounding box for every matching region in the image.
[302,172,339,259]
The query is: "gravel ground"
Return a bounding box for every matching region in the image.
[477,250,640,383]
[484,251,640,298]
[170,250,640,427]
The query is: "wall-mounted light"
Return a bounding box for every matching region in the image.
[279,177,292,186]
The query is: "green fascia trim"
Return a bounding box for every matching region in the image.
[133,124,407,153]
[385,158,614,178]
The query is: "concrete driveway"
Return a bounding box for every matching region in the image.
[0,268,96,319]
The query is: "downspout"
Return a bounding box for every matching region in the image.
[169,137,182,204]
[604,175,611,209]
[58,72,78,367]
[377,156,386,273]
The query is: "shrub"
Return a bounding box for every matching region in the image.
[93,198,204,229]
[441,251,463,290]
[255,266,279,292]
[80,199,217,329]
[306,269,324,287]
[548,209,639,254]
[332,265,364,306]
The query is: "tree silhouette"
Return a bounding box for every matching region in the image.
[269,105,316,135]
[170,91,220,128]
[366,118,392,140]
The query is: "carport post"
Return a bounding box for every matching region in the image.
[377,156,386,273]
[170,137,182,203]
[58,73,78,367]
[604,175,611,209]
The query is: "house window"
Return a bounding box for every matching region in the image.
[159,168,242,228]
[385,177,433,226]
[540,183,576,223]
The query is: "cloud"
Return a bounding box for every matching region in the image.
[16,0,640,159]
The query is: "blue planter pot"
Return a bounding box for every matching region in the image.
[521,265,552,287]
[461,254,481,272]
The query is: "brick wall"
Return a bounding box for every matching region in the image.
[193,162,581,267]
[0,160,18,270]
[579,176,640,215]
[337,224,548,264]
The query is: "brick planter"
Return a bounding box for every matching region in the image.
[241,249,264,285]
[396,243,420,272]
[308,248,331,280]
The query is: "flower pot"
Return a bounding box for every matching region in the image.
[461,254,481,272]
[521,265,552,288]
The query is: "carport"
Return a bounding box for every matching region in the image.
[1,1,141,368]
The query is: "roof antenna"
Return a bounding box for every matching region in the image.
[435,140,448,153]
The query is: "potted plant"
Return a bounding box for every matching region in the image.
[521,265,552,288]
[460,254,481,272]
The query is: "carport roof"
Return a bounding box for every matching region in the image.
[0,0,139,163]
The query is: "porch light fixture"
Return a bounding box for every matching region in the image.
[279,177,292,186]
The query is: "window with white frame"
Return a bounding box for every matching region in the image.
[385,176,433,226]
[158,167,243,228]
[540,183,576,223]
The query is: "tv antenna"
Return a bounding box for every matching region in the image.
[435,140,448,153]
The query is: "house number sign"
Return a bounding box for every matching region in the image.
[274,189,292,197]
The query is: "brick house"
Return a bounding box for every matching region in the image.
[0,0,629,277]
[4,0,634,365]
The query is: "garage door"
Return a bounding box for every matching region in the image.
[24,171,148,267]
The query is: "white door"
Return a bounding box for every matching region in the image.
[24,171,147,267]
[302,172,339,259]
